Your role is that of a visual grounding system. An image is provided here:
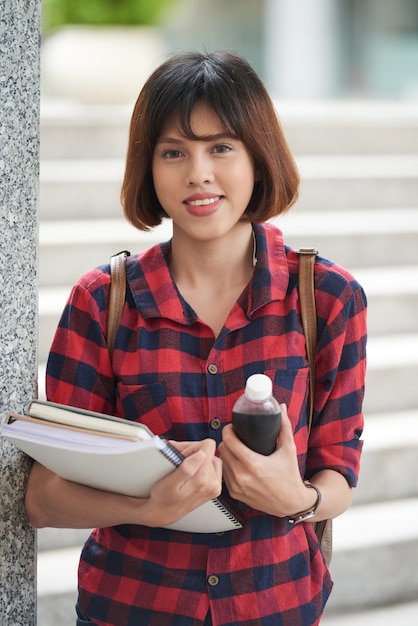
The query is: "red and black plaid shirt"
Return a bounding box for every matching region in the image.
[46,222,367,626]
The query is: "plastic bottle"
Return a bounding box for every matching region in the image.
[232,374,281,456]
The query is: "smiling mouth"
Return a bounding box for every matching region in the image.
[185,196,222,207]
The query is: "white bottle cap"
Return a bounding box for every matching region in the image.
[245,374,272,402]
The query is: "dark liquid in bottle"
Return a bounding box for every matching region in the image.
[232,410,281,456]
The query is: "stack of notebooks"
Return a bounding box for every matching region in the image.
[2,400,243,533]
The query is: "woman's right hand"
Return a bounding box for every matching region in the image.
[141,438,223,527]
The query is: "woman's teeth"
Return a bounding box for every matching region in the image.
[186,196,220,207]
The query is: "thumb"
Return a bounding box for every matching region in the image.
[278,404,294,442]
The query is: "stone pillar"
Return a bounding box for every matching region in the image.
[0,1,40,624]
[263,0,342,98]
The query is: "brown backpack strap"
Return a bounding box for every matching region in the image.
[107,250,130,359]
[298,247,333,567]
[298,248,317,432]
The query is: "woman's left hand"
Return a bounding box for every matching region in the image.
[219,404,310,517]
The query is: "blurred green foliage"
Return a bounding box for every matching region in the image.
[42,0,178,32]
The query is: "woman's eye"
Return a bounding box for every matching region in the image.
[213,144,232,154]
[162,149,182,159]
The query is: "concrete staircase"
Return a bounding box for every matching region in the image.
[37,100,418,625]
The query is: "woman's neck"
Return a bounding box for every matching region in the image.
[170,223,255,291]
[169,223,256,337]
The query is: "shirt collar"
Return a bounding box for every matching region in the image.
[249,222,289,314]
[126,241,194,323]
[126,222,289,322]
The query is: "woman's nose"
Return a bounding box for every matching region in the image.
[185,154,214,186]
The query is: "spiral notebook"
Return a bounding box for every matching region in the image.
[3,400,243,533]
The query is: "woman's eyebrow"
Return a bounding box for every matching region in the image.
[156,132,237,144]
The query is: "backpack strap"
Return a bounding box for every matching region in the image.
[107,250,130,359]
[298,247,333,566]
[297,248,317,432]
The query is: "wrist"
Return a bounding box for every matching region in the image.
[287,481,321,525]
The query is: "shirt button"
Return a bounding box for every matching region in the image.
[207,364,218,375]
[210,418,221,430]
[207,575,220,587]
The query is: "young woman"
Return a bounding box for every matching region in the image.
[26,51,367,626]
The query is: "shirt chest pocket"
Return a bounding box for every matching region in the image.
[115,382,174,439]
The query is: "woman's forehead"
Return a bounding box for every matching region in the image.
[158,102,234,139]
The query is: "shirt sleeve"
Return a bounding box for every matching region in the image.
[305,262,367,487]
[45,267,116,415]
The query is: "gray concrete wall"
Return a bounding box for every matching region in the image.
[0,1,40,624]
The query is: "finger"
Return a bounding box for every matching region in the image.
[275,404,297,454]
[222,423,253,449]
[169,440,201,455]
[169,438,217,458]
[180,449,206,477]
[278,404,293,437]
[198,438,217,456]
[221,423,234,444]
[177,450,223,502]
[178,439,219,479]
[220,424,245,457]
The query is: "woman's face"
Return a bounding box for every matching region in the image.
[152,102,256,243]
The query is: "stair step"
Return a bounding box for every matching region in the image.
[37,591,78,626]
[40,100,418,159]
[280,207,418,268]
[356,410,418,504]
[326,498,418,613]
[354,265,418,295]
[322,601,418,626]
[40,102,131,160]
[363,410,418,452]
[353,265,418,335]
[40,158,123,220]
[39,155,418,219]
[333,498,418,552]
[298,154,418,178]
[281,100,418,156]
[38,527,91,552]
[296,154,418,210]
[367,333,418,369]
[39,219,171,288]
[38,545,81,597]
[364,333,418,413]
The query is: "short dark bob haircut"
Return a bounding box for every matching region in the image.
[121,51,299,231]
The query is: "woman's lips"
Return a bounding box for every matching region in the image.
[184,195,223,216]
